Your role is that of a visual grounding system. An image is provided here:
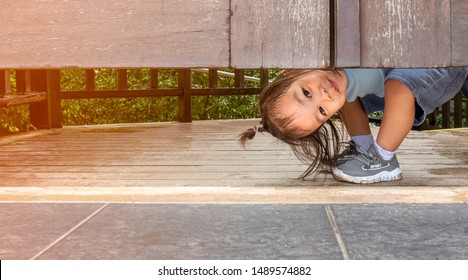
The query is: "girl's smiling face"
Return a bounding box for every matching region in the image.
[274,70,347,138]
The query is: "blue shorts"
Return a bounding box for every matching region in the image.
[360,68,468,126]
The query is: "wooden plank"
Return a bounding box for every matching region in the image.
[360,0,451,67]
[29,70,50,129]
[335,0,360,67]
[0,70,10,98]
[231,0,330,68]
[0,0,230,68]
[85,69,95,91]
[208,69,218,88]
[454,92,463,128]
[452,0,468,65]
[1,186,467,204]
[118,69,128,90]
[178,69,192,122]
[0,92,47,107]
[234,69,245,87]
[46,70,62,128]
[61,89,183,99]
[150,69,159,89]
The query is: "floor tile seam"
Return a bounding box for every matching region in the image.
[29,203,109,260]
[325,205,350,260]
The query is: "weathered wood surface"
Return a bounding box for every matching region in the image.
[360,0,452,67]
[0,0,466,69]
[0,92,47,108]
[452,0,468,66]
[0,0,230,68]
[0,120,466,203]
[231,0,330,68]
[335,0,360,67]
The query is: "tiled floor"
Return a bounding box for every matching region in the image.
[1,203,467,259]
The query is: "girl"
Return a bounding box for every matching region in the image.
[239,68,468,184]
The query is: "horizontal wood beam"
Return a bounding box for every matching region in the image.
[60,89,183,99]
[0,92,47,108]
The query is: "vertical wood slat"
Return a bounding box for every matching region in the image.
[85,69,95,91]
[0,70,6,98]
[178,69,192,122]
[335,0,360,67]
[234,69,245,87]
[16,70,31,93]
[231,0,330,68]
[452,0,468,66]
[47,70,62,128]
[28,70,62,129]
[442,102,451,128]
[208,69,218,89]
[150,69,159,89]
[453,92,463,128]
[29,70,50,129]
[118,69,128,90]
[260,69,269,88]
[360,0,451,67]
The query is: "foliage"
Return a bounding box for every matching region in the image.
[2,68,465,135]
[0,72,34,136]
[59,68,267,126]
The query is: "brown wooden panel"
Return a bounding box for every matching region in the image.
[360,0,451,67]
[452,0,468,66]
[231,0,330,68]
[0,0,229,68]
[335,0,360,67]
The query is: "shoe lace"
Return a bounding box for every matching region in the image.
[340,140,356,156]
[354,145,377,166]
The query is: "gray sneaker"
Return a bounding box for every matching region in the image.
[336,140,360,166]
[333,144,402,183]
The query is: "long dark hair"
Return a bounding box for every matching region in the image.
[239,70,344,179]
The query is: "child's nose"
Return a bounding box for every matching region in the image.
[321,88,331,100]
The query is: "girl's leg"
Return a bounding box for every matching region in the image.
[339,99,375,153]
[339,99,371,136]
[332,78,409,183]
[376,79,415,151]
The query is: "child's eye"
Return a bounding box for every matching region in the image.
[319,107,326,116]
[302,89,311,97]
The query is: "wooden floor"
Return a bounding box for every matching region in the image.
[0,119,467,203]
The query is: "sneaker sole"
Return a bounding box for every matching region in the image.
[332,167,402,184]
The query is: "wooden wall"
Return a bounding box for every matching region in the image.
[0,0,230,68]
[360,0,451,67]
[231,0,330,68]
[0,0,466,69]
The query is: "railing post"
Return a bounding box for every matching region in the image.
[118,69,128,90]
[86,69,95,91]
[441,101,451,128]
[47,70,62,128]
[208,68,217,89]
[29,69,62,129]
[454,92,463,128]
[0,70,7,98]
[260,69,269,87]
[150,69,159,89]
[234,69,245,87]
[178,69,192,122]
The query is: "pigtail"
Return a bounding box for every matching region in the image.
[238,126,264,147]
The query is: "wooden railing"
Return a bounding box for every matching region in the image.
[1,68,467,130]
